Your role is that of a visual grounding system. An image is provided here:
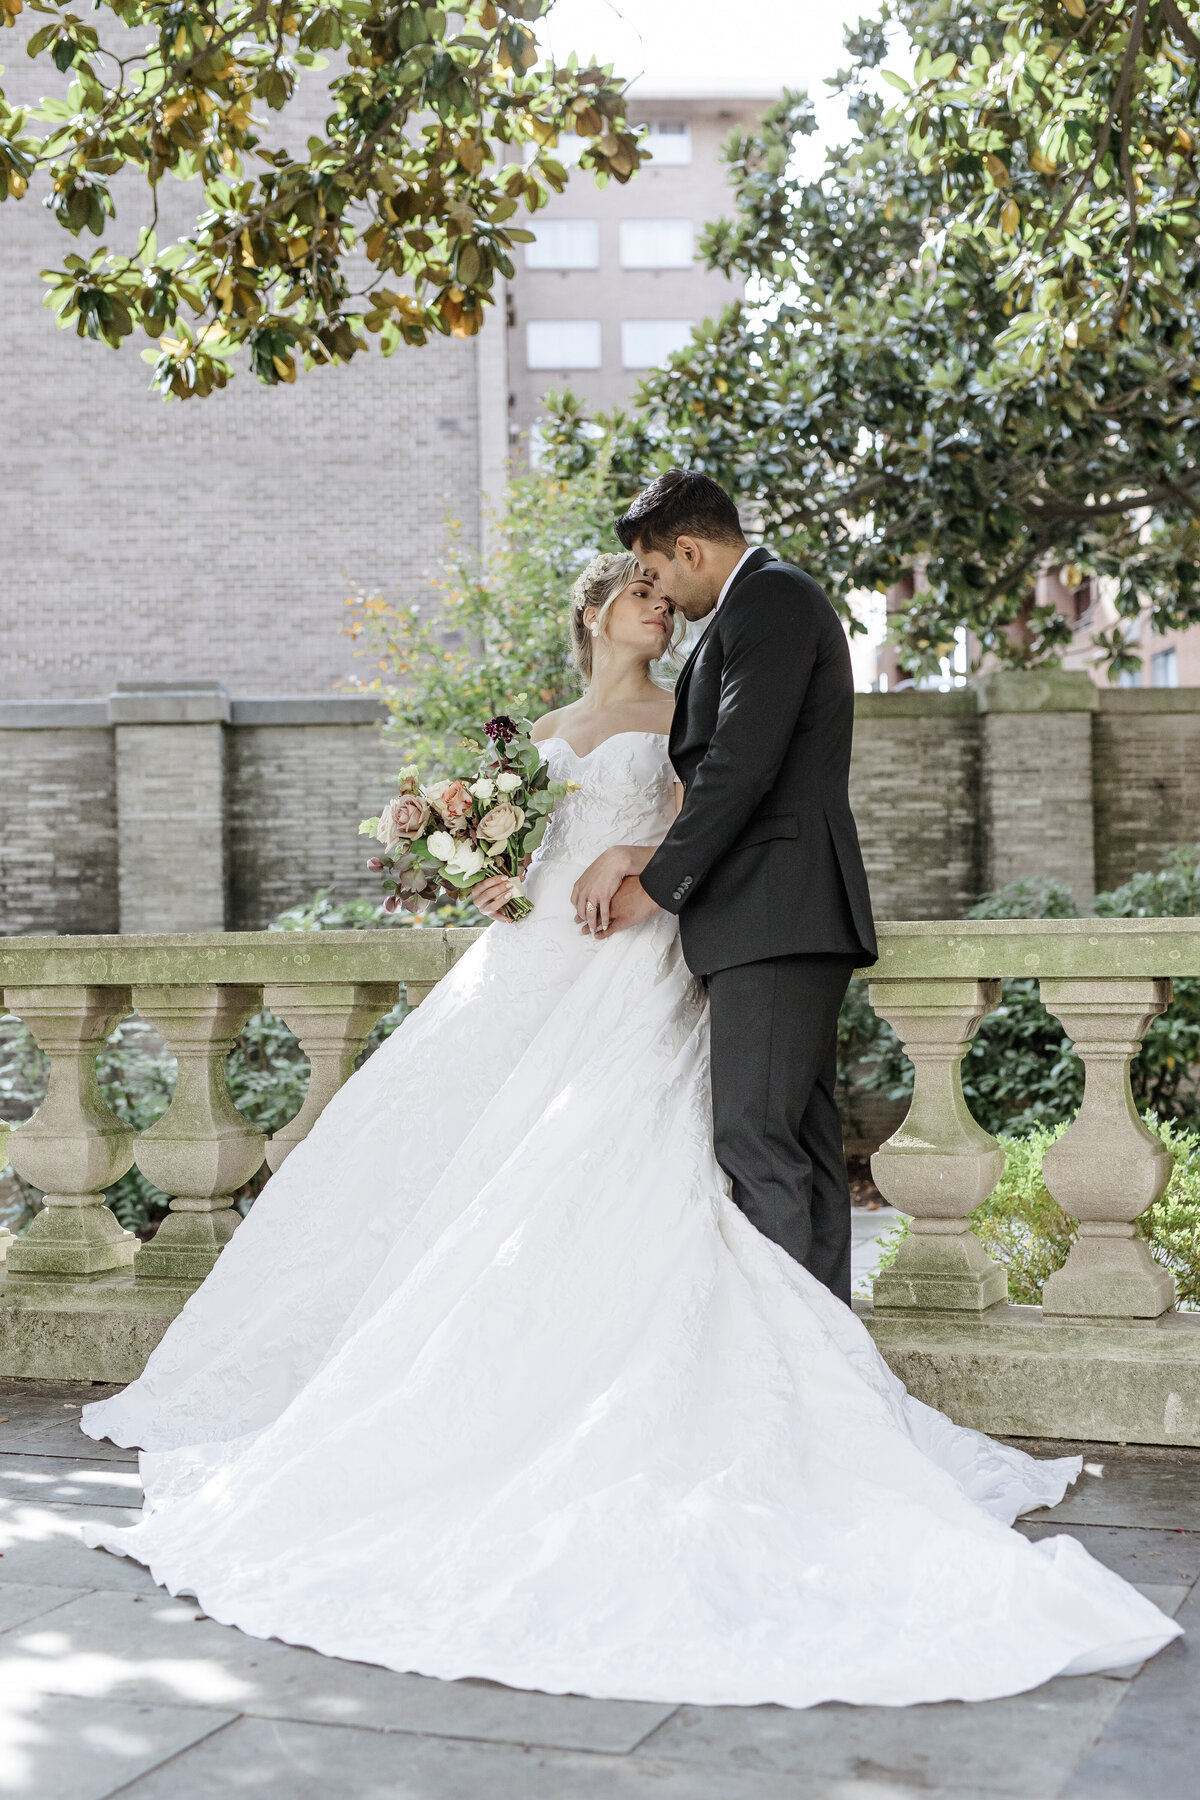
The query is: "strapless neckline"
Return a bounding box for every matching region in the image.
[537,730,670,764]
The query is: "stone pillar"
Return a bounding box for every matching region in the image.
[109,682,230,933]
[2,987,138,1280]
[1040,977,1176,1318]
[262,982,397,1171]
[131,985,265,1282]
[976,670,1096,906]
[869,978,1008,1312]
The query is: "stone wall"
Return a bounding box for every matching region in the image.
[3,676,1200,935]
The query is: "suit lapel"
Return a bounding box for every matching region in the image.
[670,547,774,710]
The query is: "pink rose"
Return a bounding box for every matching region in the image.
[377,794,432,847]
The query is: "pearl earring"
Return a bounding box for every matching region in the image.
[590,624,600,638]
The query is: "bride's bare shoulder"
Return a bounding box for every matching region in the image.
[531,707,569,744]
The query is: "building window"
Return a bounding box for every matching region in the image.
[619,219,694,269]
[525,319,602,370]
[1117,666,1142,688]
[621,318,695,369]
[1151,646,1179,688]
[645,120,692,165]
[524,220,600,270]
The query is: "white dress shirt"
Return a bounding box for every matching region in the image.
[715,545,759,609]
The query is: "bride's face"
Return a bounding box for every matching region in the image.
[594,576,675,664]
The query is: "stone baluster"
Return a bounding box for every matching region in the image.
[131,985,265,1282]
[262,983,398,1171]
[0,1121,10,1259]
[868,978,1008,1313]
[2,987,138,1280]
[1039,977,1175,1319]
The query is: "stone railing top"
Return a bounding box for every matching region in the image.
[1,919,1200,987]
[864,917,1200,980]
[0,691,389,730]
[0,929,488,988]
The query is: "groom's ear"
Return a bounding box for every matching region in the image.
[674,535,703,571]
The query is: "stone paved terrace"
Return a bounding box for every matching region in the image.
[0,1383,1197,1800]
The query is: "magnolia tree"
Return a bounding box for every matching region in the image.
[543,0,1200,676]
[0,0,641,396]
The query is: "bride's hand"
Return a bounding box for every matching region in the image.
[474,874,523,921]
[572,847,644,934]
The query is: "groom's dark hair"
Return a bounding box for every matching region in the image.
[616,469,745,556]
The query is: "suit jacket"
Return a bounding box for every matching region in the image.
[640,548,878,977]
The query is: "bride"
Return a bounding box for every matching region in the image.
[81,552,1179,1709]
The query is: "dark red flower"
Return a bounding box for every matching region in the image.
[484,715,519,744]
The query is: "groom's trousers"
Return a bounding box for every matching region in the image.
[706,953,857,1306]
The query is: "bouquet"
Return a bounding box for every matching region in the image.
[358,714,578,923]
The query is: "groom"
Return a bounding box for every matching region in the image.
[600,470,877,1305]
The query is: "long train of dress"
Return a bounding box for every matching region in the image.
[81,733,1180,1708]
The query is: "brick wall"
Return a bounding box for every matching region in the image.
[0,718,119,935]
[0,17,491,702]
[850,694,983,920]
[4,681,1200,937]
[225,720,401,928]
[1092,691,1200,892]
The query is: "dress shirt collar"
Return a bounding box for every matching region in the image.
[715,545,759,609]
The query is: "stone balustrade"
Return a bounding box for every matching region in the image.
[2,920,1200,1443]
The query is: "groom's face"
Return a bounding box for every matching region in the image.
[633,539,719,622]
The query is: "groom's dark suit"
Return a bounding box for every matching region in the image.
[640,547,877,1303]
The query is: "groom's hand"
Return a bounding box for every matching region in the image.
[594,875,661,938]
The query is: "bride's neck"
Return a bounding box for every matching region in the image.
[584,655,656,712]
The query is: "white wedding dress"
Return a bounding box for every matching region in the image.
[82,732,1180,1707]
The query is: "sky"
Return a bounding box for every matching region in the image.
[540,0,882,162]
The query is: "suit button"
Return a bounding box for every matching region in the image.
[673,889,684,902]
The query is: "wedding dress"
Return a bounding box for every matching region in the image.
[81,732,1180,1708]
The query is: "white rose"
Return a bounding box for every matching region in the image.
[426,829,456,862]
[445,840,487,879]
[495,771,522,793]
[470,777,496,799]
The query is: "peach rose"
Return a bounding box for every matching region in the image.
[377,794,431,847]
[477,801,525,844]
[428,779,474,823]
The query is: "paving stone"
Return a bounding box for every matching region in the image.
[1015,1521,1200,1585]
[0,1453,144,1508]
[0,1589,678,1754]
[109,1714,1011,1800]
[0,1688,234,1800]
[0,1496,143,1550]
[0,1580,89,1633]
[1101,1584,1191,1680]
[1060,1578,1200,1800]
[637,1675,1126,1795]
[1026,1450,1200,1531]
[0,1417,140,1462]
[0,1530,162,1595]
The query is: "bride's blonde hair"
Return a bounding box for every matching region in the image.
[569,552,641,679]
[570,551,682,680]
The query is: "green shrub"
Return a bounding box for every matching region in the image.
[875,1117,1200,1309]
